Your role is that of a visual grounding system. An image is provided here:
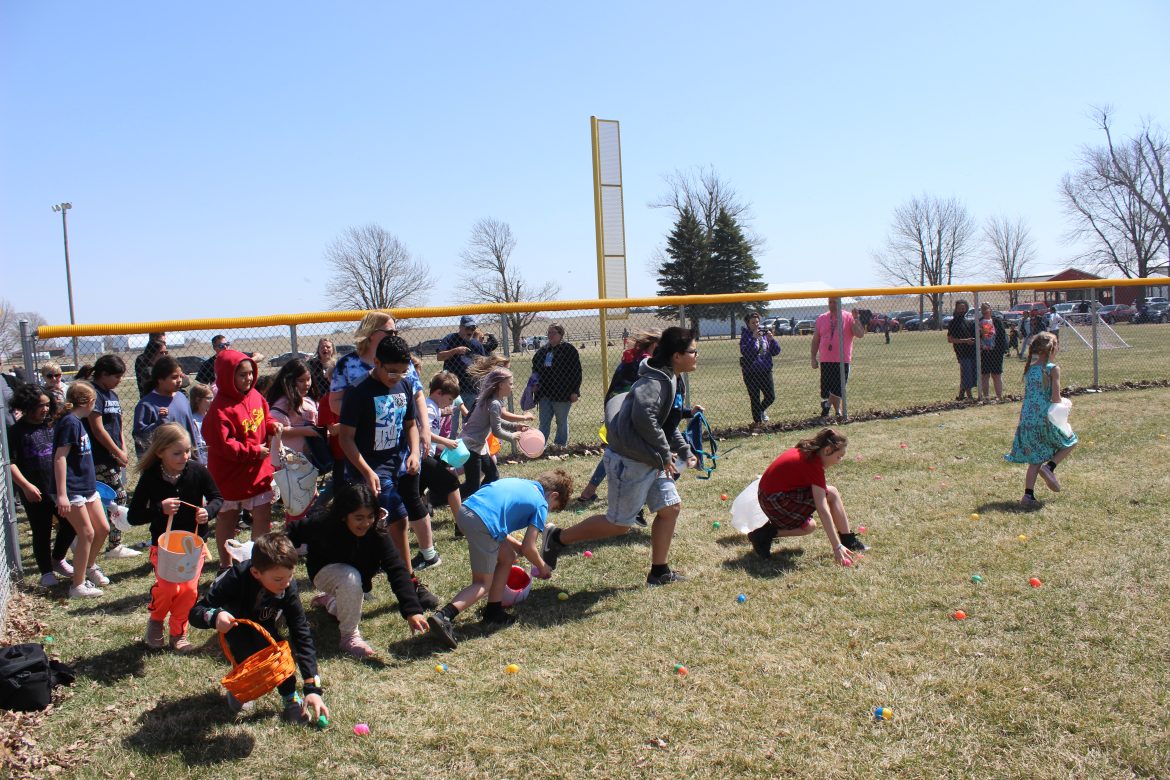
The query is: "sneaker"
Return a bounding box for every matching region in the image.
[481,610,517,630]
[281,693,309,724]
[69,581,103,599]
[169,632,195,654]
[104,544,141,559]
[144,618,166,649]
[820,403,831,418]
[633,509,648,528]
[1038,464,1061,492]
[226,692,255,714]
[414,580,440,610]
[646,569,688,587]
[339,631,376,659]
[86,566,110,587]
[839,532,870,553]
[575,494,599,504]
[410,551,442,571]
[761,413,769,422]
[541,524,563,570]
[427,612,458,650]
[38,572,59,587]
[1020,494,1042,509]
[747,525,774,559]
[52,559,75,578]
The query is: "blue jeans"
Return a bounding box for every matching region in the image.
[538,398,572,446]
[587,455,607,488]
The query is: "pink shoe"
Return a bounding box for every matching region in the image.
[339,632,376,659]
[311,593,337,616]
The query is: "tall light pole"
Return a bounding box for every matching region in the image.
[51,202,79,368]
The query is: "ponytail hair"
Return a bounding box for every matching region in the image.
[649,327,694,368]
[1023,332,1057,378]
[795,428,847,460]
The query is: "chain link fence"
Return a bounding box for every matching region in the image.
[1,376,23,631]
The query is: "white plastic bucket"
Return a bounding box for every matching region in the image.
[501,565,532,607]
[156,530,205,583]
[729,477,770,534]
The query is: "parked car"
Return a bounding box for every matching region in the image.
[1011,301,1050,318]
[1098,304,1135,324]
[866,313,901,333]
[174,355,206,375]
[904,313,942,331]
[1053,302,1077,316]
[335,344,356,356]
[1140,296,1168,307]
[1001,310,1023,326]
[1134,302,1168,324]
[794,320,816,335]
[762,318,792,336]
[411,338,445,356]
[890,310,918,326]
[268,351,311,368]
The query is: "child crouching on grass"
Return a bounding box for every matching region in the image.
[287,483,429,659]
[427,470,571,649]
[748,429,868,567]
[128,423,221,652]
[188,533,328,725]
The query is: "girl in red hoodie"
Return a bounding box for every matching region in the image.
[203,349,282,569]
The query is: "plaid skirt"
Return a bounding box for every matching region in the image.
[758,485,816,530]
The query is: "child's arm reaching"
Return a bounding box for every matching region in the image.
[518,525,551,578]
[811,485,853,567]
[490,402,524,443]
[500,408,534,423]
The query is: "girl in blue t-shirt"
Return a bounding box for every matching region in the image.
[133,355,197,457]
[426,471,572,649]
[53,382,111,598]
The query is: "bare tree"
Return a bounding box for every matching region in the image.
[1061,154,1165,279]
[0,298,18,357]
[983,216,1036,306]
[873,195,976,326]
[1093,107,1170,259]
[651,165,764,249]
[323,224,433,310]
[459,218,559,350]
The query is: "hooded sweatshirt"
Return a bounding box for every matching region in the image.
[604,359,692,470]
[202,350,277,500]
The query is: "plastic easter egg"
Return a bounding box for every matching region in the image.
[971,574,983,584]
[970,513,980,521]
[712,520,721,529]
[721,493,729,501]
[583,550,593,559]
[873,707,892,720]
[505,663,520,674]
[674,664,688,677]
[1029,577,1042,588]
[353,723,370,736]
[435,663,447,673]
[736,594,746,603]
[953,610,967,620]
[557,592,568,601]
[1018,534,1028,542]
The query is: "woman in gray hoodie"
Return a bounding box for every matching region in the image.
[540,327,699,586]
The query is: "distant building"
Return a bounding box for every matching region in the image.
[1015,267,1167,306]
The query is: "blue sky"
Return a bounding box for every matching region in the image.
[2,1,1167,325]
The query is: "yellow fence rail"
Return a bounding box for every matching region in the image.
[36,277,1157,339]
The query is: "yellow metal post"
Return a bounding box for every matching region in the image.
[591,116,610,400]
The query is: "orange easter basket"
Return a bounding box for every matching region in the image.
[219,619,296,703]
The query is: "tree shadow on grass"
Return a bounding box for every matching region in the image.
[975,500,1043,515]
[73,641,151,684]
[67,590,149,616]
[721,547,803,578]
[125,690,254,766]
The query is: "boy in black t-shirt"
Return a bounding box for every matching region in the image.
[338,335,439,610]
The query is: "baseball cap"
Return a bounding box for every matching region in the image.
[460,315,477,329]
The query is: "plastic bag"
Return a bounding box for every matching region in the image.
[729,477,769,534]
[1046,397,1073,437]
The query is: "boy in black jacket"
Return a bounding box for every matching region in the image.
[287,483,428,659]
[189,533,328,724]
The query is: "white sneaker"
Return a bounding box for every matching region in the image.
[69,581,104,598]
[105,544,142,559]
[86,566,111,587]
[53,559,75,577]
[39,572,59,587]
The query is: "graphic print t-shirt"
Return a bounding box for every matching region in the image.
[53,414,96,497]
[7,420,55,493]
[86,385,123,468]
[340,375,415,479]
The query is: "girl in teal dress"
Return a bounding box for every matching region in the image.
[1005,332,1077,508]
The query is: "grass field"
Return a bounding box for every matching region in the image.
[3,387,1169,779]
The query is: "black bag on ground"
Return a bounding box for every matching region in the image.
[0,643,74,712]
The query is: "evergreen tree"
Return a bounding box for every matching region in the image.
[656,206,708,336]
[708,208,767,323]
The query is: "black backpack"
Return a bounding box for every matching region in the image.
[0,643,74,712]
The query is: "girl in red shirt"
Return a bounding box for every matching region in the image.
[749,428,867,566]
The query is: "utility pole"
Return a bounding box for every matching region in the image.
[52,202,79,368]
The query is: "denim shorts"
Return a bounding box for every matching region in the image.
[603,449,680,527]
[376,477,409,523]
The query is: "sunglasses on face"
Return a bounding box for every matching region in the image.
[376,328,399,336]
[43,373,61,379]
